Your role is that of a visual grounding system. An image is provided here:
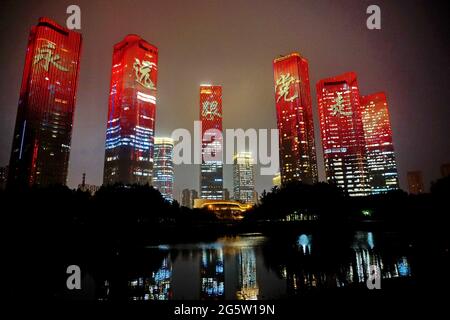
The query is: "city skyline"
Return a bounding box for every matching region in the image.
[0,0,449,195]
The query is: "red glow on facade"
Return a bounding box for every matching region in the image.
[8,17,82,186]
[273,53,317,185]
[200,85,223,199]
[104,34,158,185]
[317,72,369,196]
[360,92,399,193]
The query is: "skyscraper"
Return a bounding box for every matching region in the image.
[200,85,223,200]
[316,72,369,196]
[360,92,399,193]
[233,152,255,205]
[8,18,82,187]
[103,34,158,185]
[407,171,424,194]
[273,53,318,185]
[153,137,174,202]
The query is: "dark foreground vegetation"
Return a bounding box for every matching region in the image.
[1,176,449,303]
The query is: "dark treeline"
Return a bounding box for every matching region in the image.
[246,177,450,226]
[0,176,448,247]
[1,176,449,234]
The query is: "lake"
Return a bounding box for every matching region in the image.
[83,230,413,301]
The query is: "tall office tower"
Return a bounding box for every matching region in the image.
[103,34,158,185]
[316,72,369,196]
[360,92,399,193]
[273,53,318,185]
[190,189,199,208]
[8,18,82,187]
[181,188,191,208]
[153,137,174,201]
[441,163,450,178]
[200,85,223,199]
[407,171,425,194]
[233,152,256,204]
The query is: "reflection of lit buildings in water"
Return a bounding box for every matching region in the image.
[128,257,172,300]
[236,248,259,300]
[283,231,412,293]
[200,249,225,299]
[285,234,323,291]
[342,231,411,286]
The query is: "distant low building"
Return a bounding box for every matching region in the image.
[190,189,198,208]
[0,166,8,190]
[181,188,191,208]
[78,173,100,195]
[407,171,424,194]
[223,188,230,200]
[441,163,450,178]
[181,188,199,208]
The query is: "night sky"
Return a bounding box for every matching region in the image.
[0,0,448,198]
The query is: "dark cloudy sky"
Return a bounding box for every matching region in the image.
[0,0,449,198]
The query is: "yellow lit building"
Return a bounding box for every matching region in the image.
[193,199,252,220]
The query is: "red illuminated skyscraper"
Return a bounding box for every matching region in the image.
[360,92,399,193]
[200,85,223,199]
[8,18,82,187]
[103,34,158,185]
[273,53,317,185]
[316,72,369,196]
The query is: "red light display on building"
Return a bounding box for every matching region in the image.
[273,53,318,185]
[316,72,369,196]
[104,34,158,185]
[8,17,82,187]
[360,92,399,193]
[200,85,223,199]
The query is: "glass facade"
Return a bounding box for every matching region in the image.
[103,34,158,185]
[153,137,174,202]
[233,152,255,204]
[8,18,82,187]
[273,53,318,185]
[360,92,399,193]
[316,72,369,196]
[200,85,223,199]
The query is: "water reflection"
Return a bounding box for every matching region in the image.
[277,231,412,292]
[96,231,412,300]
[200,248,225,299]
[129,257,172,300]
[236,248,259,300]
